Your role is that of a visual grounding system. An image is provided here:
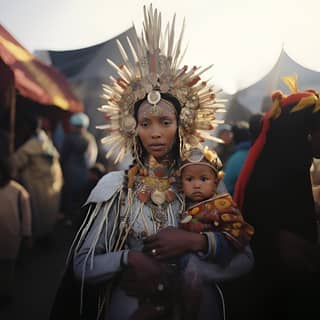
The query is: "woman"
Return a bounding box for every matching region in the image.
[51,5,254,320]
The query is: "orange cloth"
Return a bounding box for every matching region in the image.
[180,193,254,249]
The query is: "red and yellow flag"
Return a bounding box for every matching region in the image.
[0,24,83,112]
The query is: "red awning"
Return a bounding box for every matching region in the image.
[0,24,83,112]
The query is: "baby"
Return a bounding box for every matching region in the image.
[179,146,253,247]
[178,146,254,319]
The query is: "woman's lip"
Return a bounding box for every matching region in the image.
[149,144,165,150]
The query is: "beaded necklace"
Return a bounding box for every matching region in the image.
[136,155,179,204]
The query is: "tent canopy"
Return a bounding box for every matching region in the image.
[0,24,83,113]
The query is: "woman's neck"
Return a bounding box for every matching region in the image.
[146,155,174,167]
[140,155,176,178]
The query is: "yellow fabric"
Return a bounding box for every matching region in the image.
[281,74,298,93]
[22,62,69,110]
[313,98,320,113]
[0,35,33,62]
[290,95,318,113]
[0,34,70,110]
[269,96,282,119]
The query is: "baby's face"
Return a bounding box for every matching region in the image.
[181,164,218,202]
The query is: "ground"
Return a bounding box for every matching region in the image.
[0,222,76,320]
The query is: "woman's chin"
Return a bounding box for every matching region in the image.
[149,150,169,161]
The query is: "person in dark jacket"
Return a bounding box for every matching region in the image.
[60,112,97,226]
[223,121,251,195]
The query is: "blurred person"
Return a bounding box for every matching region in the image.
[13,115,63,244]
[214,123,234,164]
[60,112,98,226]
[248,113,263,143]
[234,81,320,320]
[75,162,107,228]
[0,130,32,307]
[223,121,251,195]
[311,159,320,229]
[83,162,107,200]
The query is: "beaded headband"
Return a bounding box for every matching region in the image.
[180,146,224,177]
[97,4,226,163]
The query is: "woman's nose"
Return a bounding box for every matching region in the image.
[151,127,161,138]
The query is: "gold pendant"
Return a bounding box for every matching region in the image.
[151,190,166,205]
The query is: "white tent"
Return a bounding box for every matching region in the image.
[228,50,320,120]
[2,0,320,94]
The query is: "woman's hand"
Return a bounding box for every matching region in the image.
[143,227,207,259]
[120,251,164,298]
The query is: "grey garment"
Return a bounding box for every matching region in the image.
[182,249,254,284]
[74,193,182,284]
[105,285,223,320]
[104,287,139,320]
[73,171,255,320]
[84,171,124,205]
[73,205,128,284]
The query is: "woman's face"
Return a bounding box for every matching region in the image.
[136,99,178,161]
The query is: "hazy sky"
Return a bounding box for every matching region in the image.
[1,0,319,93]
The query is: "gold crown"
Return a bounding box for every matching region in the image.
[97,4,226,163]
[180,146,224,176]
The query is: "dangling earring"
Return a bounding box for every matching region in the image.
[133,134,144,168]
[178,128,184,160]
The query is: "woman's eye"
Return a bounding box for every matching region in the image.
[140,121,149,127]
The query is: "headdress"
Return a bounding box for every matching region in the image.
[180,145,224,178]
[97,4,226,163]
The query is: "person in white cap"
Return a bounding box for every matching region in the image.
[60,112,98,225]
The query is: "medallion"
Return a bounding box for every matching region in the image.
[147,90,161,105]
[151,190,166,205]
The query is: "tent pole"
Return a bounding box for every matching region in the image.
[9,84,16,156]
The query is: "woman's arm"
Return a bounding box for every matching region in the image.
[73,204,129,284]
[143,227,254,282]
[73,203,165,286]
[143,227,208,258]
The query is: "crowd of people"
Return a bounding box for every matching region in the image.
[0,4,319,320]
[0,111,107,309]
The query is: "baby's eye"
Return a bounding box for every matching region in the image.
[162,119,173,126]
[201,177,209,182]
[184,177,193,182]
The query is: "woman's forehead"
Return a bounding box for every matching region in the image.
[137,99,177,119]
